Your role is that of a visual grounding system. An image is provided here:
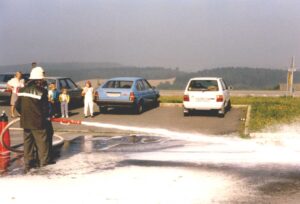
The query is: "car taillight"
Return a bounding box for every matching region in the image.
[216,95,224,102]
[129,92,135,102]
[94,91,99,100]
[183,95,189,102]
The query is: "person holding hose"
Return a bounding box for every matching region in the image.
[15,67,55,172]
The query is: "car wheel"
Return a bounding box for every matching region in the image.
[218,107,225,118]
[226,100,232,111]
[153,97,160,108]
[100,106,108,114]
[183,109,190,117]
[134,101,144,114]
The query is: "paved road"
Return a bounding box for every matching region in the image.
[0,104,244,136]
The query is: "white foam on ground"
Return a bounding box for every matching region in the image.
[82,121,300,165]
[129,122,300,166]
[2,122,300,203]
[0,166,244,204]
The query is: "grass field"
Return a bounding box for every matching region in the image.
[160,96,300,132]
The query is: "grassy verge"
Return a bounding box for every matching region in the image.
[160,95,300,132]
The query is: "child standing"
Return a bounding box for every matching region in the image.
[59,88,70,118]
[48,83,60,118]
[82,81,94,118]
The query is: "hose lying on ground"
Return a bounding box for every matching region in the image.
[0,118,64,154]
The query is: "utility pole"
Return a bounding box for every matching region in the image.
[287,56,296,97]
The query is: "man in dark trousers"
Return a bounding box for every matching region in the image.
[16,66,54,172]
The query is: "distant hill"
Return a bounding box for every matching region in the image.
[0,63,296,90]
[0,62,184,81]
[159,67,299,90]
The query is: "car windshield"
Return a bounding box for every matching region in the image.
[0,74,14,83]
[103,80,133,89]
[188,80,219,91]
[46,79,56,85]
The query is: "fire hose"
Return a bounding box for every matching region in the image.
[1,116,172,154]
[0,118,65,154]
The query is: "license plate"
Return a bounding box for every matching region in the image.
[106,93,121,97]
[195,98,210,102]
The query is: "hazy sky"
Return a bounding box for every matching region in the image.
[1,0,300,70]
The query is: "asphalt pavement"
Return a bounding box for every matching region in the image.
[0,103,245,136]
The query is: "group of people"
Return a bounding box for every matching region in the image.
[47,80,95,118]
[6,62,96,172]
[48,82,70,118]
[8,70,95,120]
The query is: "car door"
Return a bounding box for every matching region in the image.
[220,79,230,104]
[65,78,82,102]
[135,80,146,103]
[141,79,155,105]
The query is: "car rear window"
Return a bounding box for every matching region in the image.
[103,80,133,89]
[188,80,219,91]
[0,74,14,83]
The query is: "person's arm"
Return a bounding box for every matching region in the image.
[48,90,54,103]
[58,94,62,102]
[67,95,70,103]
[81,88,86,96]
[20,79,25,88]
[6,79,13,90]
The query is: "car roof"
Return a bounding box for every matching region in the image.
[107,77,144,81]
[45,76,70,80]
[189,77,222,80]
[0,72,30,75]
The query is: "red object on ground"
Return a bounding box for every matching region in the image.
[0,155,10,172]
[0,112,11,154]
[51,117,82,125]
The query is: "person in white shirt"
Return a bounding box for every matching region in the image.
[7,71,25,118]
[82,81,94,118]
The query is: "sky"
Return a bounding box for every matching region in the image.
[1,0,300,71]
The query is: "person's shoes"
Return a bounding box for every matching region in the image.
[24,164,37,173]
[48,160,56,165]
[40,160,56,168]
[62,115,65,118]
[24,167,31,174]
[91,115,94,118]
[66,115,69,118]
[84,115,88,118]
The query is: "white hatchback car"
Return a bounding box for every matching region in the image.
[183,77,231,117]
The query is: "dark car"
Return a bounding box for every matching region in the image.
[0,73,30,103]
